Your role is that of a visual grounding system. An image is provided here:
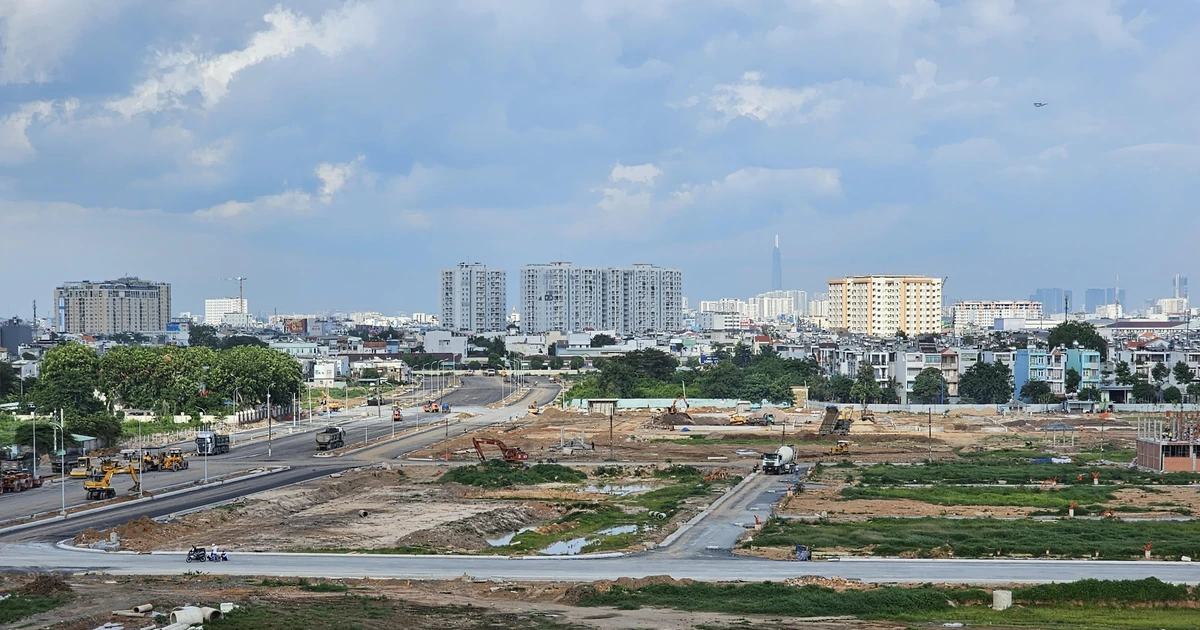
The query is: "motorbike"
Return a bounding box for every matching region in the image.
[185,547,207,563]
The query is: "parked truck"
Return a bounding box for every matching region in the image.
[316,427,346,451]
[761,445,796,475]
[195,431,230,456]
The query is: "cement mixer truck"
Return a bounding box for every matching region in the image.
[761,445,796,475]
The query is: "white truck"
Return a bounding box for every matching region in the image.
[761,445,796,475]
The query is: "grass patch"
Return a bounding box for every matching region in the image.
[857,458,1200,486]
[209,595,586,629]
[575,579,1199,629]
[840,485,1117,509]
[751,516,1200,559]
[0,595,66,624]
[439,460,587,488]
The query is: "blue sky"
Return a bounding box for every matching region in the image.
[2,0,1198,318]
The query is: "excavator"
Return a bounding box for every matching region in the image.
[528,404,541,415]
[659,396,693,427]
[472,437,529,464]
[83,465,140,500]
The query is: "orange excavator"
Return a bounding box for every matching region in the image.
[472,437,529,464]
[660,395,692,427]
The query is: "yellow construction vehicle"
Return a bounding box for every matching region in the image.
[528,404,541,415]
[829,440,851,456]
[729,414,748,426]
[83,465,140,500]
[69,456,117,479]
[162,448,187,471]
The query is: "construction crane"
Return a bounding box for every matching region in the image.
[220,277,248,327]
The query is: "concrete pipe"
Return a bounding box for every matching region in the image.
[132,603,154,613]
[169,607,205,625]
[200,606,223,621]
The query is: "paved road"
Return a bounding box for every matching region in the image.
[7,545,1198,584]
[659,468,805,558]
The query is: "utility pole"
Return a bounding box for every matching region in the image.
[609,406,614,460]
[267,387,272,461]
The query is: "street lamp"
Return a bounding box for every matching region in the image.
[51,413,66,517]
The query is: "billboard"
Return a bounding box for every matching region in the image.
[283,318,308,335]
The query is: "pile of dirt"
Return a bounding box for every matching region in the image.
[18,574,73,596]
[75,515,179,552]
[783,575,866,591]
[394,505,541,550]
[559,575,693,604]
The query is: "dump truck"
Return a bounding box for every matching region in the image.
[761,445,796,475]
[817,405,853,436]
[195,431,230,456]
[315,427,346,451]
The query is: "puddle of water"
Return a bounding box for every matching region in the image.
[485,526,537,547]
[580,484,652,496]
[540,537,596,555]
[596,524,638,536]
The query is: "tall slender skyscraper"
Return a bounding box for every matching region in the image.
[1173,274,1188,299]
[770,234,783,291]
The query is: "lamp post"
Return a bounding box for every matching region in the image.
[266,386,272,461]
[53,410,66,517]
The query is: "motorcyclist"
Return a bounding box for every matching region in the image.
[210,543,228,562]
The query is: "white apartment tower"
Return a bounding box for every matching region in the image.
[54,277,172,334]
[951,300,1043,334]
[827,275,943,337]
[204,297,249,326]
[439,263,507,332]
[520,263,682,335]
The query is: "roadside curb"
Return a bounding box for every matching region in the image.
[658,471,759,549]
[59,546,624,560]
[0,466,289,536]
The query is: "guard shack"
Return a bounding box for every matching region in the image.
[1135,413,1200,472]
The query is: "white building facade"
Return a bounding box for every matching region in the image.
[827,275,943,337]
[204,297,249,326]
[951,300,1043,334]
[520,262,683,335]
[439,263,507,332]
[54,277,172,334]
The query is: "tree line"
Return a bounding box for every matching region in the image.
[2,342,302,446]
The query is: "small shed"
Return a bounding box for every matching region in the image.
[586,398,618,417]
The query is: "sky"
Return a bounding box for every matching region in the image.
[2,0,1199,318]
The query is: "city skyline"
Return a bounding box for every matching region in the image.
[2,2,1198,315]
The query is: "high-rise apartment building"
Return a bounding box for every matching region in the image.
[520,262,682,335]
[770,234,782,291]
[439,263,507,332]
[952,300,1043,334]
[1084,288,1106,314]
[54,277,172,334]
[827,275,943,337]
[204,297,249,326]
[1030,288,1073,315]
[1174,274,1188,300]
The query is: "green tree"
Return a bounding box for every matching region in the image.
[879,377,901,404]
[1114,361,1134,385]
[1132,379,1158,403]
[221,335,267,349]
[1065,368,1082,394]
[1163,385,1183,404]
[569,356,586,371]
[188,324,221,349]
[911,367,947,404]
[0,361,17,401]
[1078,386,1103,402]
[12,420,62,448]
[596,359,638,397]
[360,367,381,380]
[610,349,677,381]
[1172,361,1193,389]
[850,364,881,405]
[33,343,103,418]
[740,372,773,401]
[529,357,545,370]
[1047,321,1108,359]
[487,353,503,369]
[732,342,753,368]
[549,357,564,370]
[698,361,745,399]
[1188,382,1200,402]
[1019,379,1055,403]
[1151,361,1170,388]
[958,360,1014,404]
[67,412,122,446]
[828,374,855,403]
[590,334,618,348]
[467,360,482,371]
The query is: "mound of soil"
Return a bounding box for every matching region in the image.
[18,574,73,596]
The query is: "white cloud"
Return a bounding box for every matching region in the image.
[706,167,842,197]
[955,0,1029,44]
[1048,0,1146,49]
[929,137,1005,164]
[190,137,235,167]
[899,58,971,100]
[1108,143,1200,171]
[315,155,365,202]
[193,189,313,221]
[106,3,377,117]
[706,71,840,126]
[609,163,662,185]
[1039,145,1069,161]
[0,100,55,163]
[0,0,127,84]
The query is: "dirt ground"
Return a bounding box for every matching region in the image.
[1,573,911,630]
